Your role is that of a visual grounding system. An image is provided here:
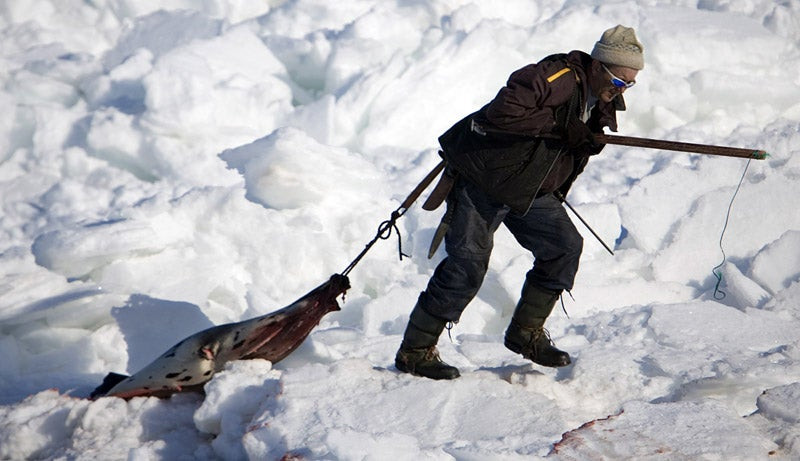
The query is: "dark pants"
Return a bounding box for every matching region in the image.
[420,178,583,322]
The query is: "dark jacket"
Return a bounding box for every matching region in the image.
[438,50,624,214]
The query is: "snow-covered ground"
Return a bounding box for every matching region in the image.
[2,0,800,459]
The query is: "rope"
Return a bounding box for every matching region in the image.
[711,158,752,300]
[339,161,445,278]
[446,321,456,342]
[341,207,410,277]
[560,291,574,318]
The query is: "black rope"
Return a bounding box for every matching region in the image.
[341,207,410,277]
[560,291,573,319]
[446,321,455,342]
[711,158,752,300]
[338,161,445,278]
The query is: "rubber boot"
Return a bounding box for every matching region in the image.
[504,281,571,367]
[395,302,460,380]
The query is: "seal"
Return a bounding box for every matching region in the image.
[91,274,350,399]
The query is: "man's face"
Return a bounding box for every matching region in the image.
[590,62,639,103]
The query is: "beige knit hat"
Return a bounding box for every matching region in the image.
[591,25,644,70]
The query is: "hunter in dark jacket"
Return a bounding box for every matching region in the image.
[396,25,644,380]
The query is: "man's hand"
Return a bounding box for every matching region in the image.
[563,118,596,149]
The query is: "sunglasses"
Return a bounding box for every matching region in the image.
[602,64,636,89]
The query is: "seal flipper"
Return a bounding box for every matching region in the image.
[90,372,129,400]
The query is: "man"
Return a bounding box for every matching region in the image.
[395,25,644,380]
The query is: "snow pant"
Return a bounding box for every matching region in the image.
[419,177,583,322]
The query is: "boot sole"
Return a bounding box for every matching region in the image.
[504,339,571,368]
[395,360,460,380]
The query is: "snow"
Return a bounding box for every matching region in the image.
[1,0,800,459]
